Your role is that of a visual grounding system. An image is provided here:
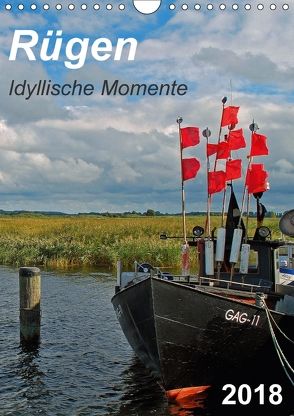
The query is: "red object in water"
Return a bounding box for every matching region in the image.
[167,385,211,411]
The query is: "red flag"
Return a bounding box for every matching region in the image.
[207,143,218,157]
[182,158,200,181]
[216,141,230,160]
[181,127,200,149]
[221,106,239,127]
[250,163,264,171]
[208,171,226,194]
[225,159,242,181]
[249,133,269,156]
[246,164,269,193]
[227,129,246,150]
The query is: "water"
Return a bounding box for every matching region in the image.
[0,267,190,416]
[1,267,292,416]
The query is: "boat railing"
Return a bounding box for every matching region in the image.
[154,269,272,293]
[125,262,272,294]
[198,276,272,293]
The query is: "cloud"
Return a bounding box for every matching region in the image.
[193,47,294,90]
[274,159,294,173]
[0,149,101,190]
[0,55,70,124]
[0,7,293,213]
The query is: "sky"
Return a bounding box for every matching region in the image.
[0,1,293,214]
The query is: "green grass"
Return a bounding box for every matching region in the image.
[0,215,282,270]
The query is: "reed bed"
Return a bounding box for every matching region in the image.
[0,215,281,270]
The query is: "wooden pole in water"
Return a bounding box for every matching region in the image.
[115,260,122,293]
[19,267,41,343]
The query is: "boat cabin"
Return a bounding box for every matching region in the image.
[196,237,284,292]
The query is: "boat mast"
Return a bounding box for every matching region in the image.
[229,122,259,279]
[204,97,227,237]
[213,97,228,278]
[213,96,227,171]
[177,116,187,244]
[220,85,233,227]
[238,121,258,229]
[203,127,212,237]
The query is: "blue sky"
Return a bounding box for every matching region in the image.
[0,2,294,214]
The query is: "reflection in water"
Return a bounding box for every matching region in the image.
[112,357,211,416]
[112,357,167,416]
[17,343,50,408]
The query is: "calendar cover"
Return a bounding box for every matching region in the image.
[1,1,293,415]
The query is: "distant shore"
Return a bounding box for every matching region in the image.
[0,215,283,270]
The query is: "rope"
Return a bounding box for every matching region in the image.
[264,306,294,386]
[265,308,294,372]
[265,305,294,345]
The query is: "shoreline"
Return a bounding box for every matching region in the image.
[0,215,282,270]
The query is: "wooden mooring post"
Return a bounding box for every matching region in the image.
[19,267,41,343]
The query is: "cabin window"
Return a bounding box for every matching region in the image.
[279,245,294,269]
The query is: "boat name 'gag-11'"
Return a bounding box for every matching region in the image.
[9,30,138,69]
[225,309,261,326]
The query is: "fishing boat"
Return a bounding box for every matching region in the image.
[111,100,294,408]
